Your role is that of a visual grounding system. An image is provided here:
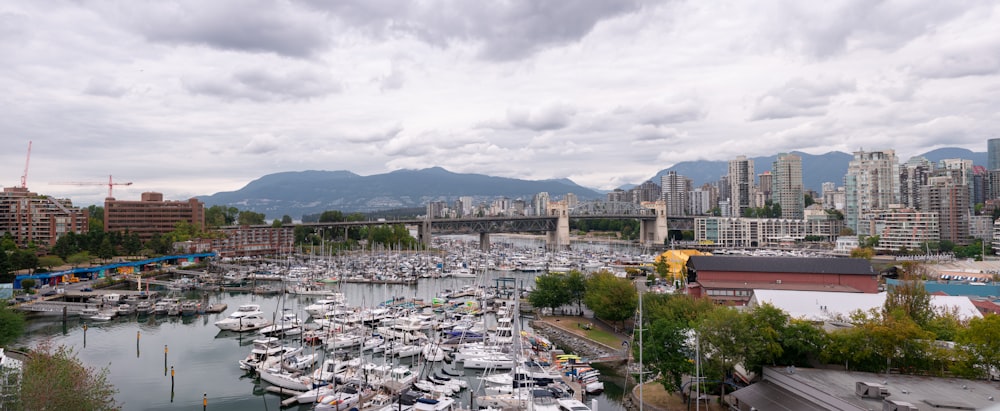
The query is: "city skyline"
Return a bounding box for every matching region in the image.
[2,1,999,206]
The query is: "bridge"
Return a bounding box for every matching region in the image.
[299,200,695,251]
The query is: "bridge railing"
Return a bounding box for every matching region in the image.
[570,201,657,216]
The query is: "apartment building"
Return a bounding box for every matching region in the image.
[0,186,88,248]
[772,153,804,219]
[845,149,900,234]
[694,216,843,248]
[864,207,940,252]
[104,192,205,241]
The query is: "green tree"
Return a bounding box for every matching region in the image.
[640,318,692,393]
[19,279,36,293]
[122,232,141,256]
[850,247,874,260]
[67,251,92,268]
[0,304,25,346]
[237,210,266,226]
[97,237,115,261]
[583,271,638,331]
[37,256,65,270]
[643,293,716,328]
[697,307,748,397]
[564,270,587,314]
[955,315,1000,379]
[271,219,284,228]
[742,303,788,373]
[804,193,815,207]
[18,341,120,410]
[777,319,828,367]
[529,273,571,315]
[281,215,293,224]
[884,263,934,328]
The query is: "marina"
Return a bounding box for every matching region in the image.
[13,236,640,411]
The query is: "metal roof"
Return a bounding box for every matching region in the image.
[688,255,874,275]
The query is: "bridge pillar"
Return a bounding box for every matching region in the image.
[546,201,570,250]
[420,205,433,249]
[479,233,490,252]
[639,200,669,246]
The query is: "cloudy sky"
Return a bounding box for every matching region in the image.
[2,0,999,206]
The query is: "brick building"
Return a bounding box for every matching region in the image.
[104,192,205,241]
[685,255,878,305]
[0,186,88,248]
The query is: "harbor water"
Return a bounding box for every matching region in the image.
[14,275,631,411]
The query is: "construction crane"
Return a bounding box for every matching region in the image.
[20,141,31,189]
[50,175,134,198]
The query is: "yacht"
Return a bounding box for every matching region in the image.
[215,312,272,332]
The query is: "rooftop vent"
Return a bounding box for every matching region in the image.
[882,399,917,411]
[856,382,890,399]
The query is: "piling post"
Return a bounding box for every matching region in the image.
[203,392,207,410]
[164,345,168,375]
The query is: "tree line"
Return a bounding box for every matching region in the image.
[530,263,1000,397]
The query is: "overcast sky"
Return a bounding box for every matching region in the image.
[2,0,999,206]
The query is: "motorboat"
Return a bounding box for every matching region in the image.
[152,298,180,315]
[530,389,562,411]
[237,337,303,371]
[225,304,263,319]
[180,300,201,316]
[215,312,272,332]
[115,303,135,316]
[314,384,369,411]
[134,301,153,315]
[259,311,304,337]
[325,332,366,350]
[303,296,346,318]
[310,357,363,385]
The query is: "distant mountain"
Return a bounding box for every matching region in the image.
[198,167,604,220]
[638,148,986,192]
[917,147,987,166]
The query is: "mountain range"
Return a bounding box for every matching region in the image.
[197,167,605,219]
[198,148,987,220]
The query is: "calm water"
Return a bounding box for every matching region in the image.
[15,275,629,411]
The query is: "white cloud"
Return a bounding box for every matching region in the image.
[2,0,1000,201]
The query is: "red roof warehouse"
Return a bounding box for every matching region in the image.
[685,255,878,306]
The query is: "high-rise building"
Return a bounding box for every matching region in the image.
[532,192,550,216]
[104,192,205,241]
[938,158,975,213]
[921,175,970,245]
[0,186,88,248]
[844,149,900,234]
[821,182,846,210]
[631,180,662,204]
[660,171,690,216]
[606,189,627,203]
[989,138,1000,170]
[899,157,933,209]
[728,155,756,217]
[688,187,713,216]
[459,196,473,216]
[772,153,804,219]
[757,171,773,207]
[973,166,988,206]
[563,193,578,209]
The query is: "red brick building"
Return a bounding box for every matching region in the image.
[685,255,878,305]
[104,192,205,241]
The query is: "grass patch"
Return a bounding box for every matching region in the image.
[584,327,625,348]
